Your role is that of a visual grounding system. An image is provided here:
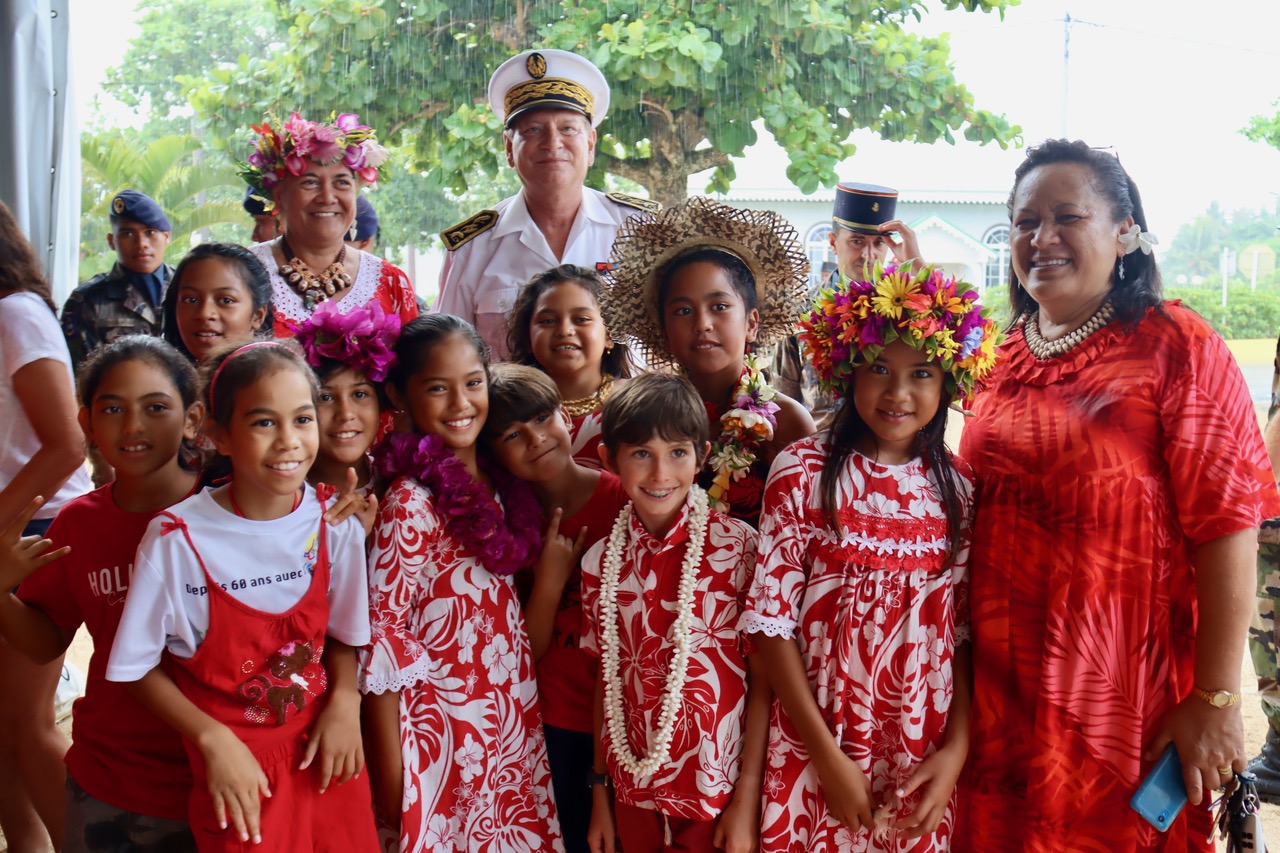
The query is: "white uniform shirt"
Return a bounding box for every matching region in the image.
[434,187,643,359]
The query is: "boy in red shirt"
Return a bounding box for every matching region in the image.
[484,363,628,853]
[580,373,767,853]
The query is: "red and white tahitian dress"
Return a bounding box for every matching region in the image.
[739,434,973,853]
[358,476,563,853]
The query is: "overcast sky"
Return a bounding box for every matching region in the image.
[70,0,1280,243]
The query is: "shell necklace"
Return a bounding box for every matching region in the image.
[599,486,709,779]
[561,374,614,419]
[1023,296,1114,360]
[278,237,354,312]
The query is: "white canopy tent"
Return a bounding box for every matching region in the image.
[1,0,79,305]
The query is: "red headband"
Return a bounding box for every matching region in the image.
[207,341,287,409]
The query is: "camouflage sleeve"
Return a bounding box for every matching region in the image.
[60,290,94,370]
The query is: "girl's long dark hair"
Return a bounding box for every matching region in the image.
[163,242,274,361]
[819,383,967,566]
[506,264,636,379]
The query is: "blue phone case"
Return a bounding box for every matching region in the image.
[1130,743,1188,832]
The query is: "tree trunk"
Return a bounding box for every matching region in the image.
[600,105,729,209]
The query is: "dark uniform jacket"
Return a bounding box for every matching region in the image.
[61,262,172,368]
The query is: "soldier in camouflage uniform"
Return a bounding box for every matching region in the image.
[61,190,172,369]
[1249,333,1280,801]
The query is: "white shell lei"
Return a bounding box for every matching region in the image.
[600,486,710,779]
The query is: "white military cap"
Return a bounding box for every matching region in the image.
[487,48,610,128]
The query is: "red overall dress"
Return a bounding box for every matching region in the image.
[159,499,379,852]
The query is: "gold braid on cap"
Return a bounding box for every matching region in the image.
[505,78,594,119]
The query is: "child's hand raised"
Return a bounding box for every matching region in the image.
[889,741,966,840]
[301,691,364,792]
[535,508,587,589]
[202,726,271,844]
[0,497,70,591]
[323,468,378,537]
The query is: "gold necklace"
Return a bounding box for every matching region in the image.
[561,374,614,418]
[278,237,354,312]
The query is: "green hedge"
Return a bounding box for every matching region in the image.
[1166,286,1280,340]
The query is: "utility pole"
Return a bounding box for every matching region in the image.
[1062,12,1072,137]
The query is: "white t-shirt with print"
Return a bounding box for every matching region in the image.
[106,483,370,682]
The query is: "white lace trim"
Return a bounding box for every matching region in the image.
[253,242,380,324]
[830,530,950,558]
[737,611,795,640]
[358,650,433,696]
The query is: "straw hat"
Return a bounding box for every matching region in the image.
[600,196,810,369]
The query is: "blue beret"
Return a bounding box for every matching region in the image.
[242,186,273,217]
[353,195,379,242]
[109,190,171,231]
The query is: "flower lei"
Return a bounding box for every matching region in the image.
[706,354,778,512]
[372,432,542,576]
[600,486,709,779]
[238,111,391,207]
[797,262,1002,406]
[288,301,401,382]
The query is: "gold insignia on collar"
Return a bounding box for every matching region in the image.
[112,197,126,215]
[440,209,499,251]
[526,52,547,79]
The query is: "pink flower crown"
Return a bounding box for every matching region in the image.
[288,301,401,383]
[797,262,1002,405]
[238,111,390,206]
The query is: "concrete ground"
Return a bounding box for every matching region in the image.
[4,339,1279,852]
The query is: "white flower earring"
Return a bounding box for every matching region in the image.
[1117,223,1157,282]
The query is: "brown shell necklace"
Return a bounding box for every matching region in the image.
[278,236,353,311]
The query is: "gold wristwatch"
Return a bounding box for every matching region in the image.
[1191,685,1241,708]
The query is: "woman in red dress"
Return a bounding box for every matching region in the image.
[238,111,418,337]
[956,139,1280,851]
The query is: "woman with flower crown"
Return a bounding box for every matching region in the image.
[956,140,1280,852]
[601,197,815,527]
[741,260,1001,852]
[358,314,565,853]
[239,112,418,338]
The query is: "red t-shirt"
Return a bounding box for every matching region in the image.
[18,484,192,819]
[536,471,628,732]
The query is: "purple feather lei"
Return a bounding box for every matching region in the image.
[373,432,543,576]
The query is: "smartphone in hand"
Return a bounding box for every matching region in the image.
[1130,743,1188,832]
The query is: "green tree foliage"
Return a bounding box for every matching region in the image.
[1244,98,1280,152]
[1162,202,1280,286]
[79,129,246,280]
[184,0,1021,209]
[1167,286,1280,340]
[101,0,284,136]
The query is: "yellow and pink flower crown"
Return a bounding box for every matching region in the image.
[238,111,390,207]
[798,262,1002,405]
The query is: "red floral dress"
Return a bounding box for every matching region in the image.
[741,435,973,853]
[358,477,563,853]
[579,497,759,821]
[956,303,1280,852]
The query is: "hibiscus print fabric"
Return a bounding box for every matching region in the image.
[956,303,1280,852]
[579,498,759,820]
[740,435,972,853]
[358,477,563,853]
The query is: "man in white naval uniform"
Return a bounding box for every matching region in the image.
[434,48,658,359]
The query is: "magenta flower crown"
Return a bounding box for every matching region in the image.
[288,301,401,382]
[238,111,390,207]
